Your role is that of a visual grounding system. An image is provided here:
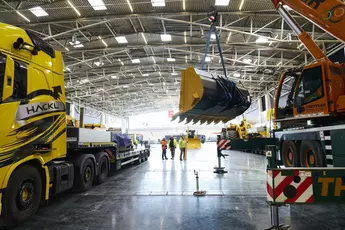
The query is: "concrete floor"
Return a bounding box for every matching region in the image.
[6,143,345,230]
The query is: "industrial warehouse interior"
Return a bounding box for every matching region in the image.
[2,0,345,229]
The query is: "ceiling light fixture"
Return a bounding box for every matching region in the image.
[151,56,156,64]
[73,44,84,48]
[80,79,90,84]
[211,33,216,40]
[142,73,149,77]
[159,72,162,76]
[116,36,128,44]
[65,67,71,72]
[184,31,187,44]
[161,34,172,42]
[183,0,186,10]
[276,61,282,66]
[233,73,241,78]
[239,0,245,10]
[256,37,269,43]
[29,6,48,17]
[226,32,232,44]
[67,0,81,16]
[94,61,104,66]
[172,72,178,76]
[151,0,165,7]
[65,47,70,51]
[126,0,133,12]
[185,55,187,63]
[141,32,148,45]
[118,59,124,65]
[167,58,175,62]
[123,85,129,88]
[16,11,30,22]
[132,59,140,63]
[215,0,230,6]
[243,58,252,64]
[111,75,117,79]
[88,0,107,10]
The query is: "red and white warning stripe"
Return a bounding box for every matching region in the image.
[266,170,314,204]
[217,139,231,150]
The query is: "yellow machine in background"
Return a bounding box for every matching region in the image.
[186,130,201,149]
[222,118,252,140]
[84,124,105,130]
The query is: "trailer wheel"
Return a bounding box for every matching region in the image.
[74,158,95,192]
[135,154,142,165]
[96,156,109,184]
[3,165,42,225]
[282,141,300,167]
[300,141,325,167]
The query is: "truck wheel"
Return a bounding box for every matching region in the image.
[74,158,95,192]
[282,141,300,167]
[3,165,42,225]
[96,156,109,184]
[135,155,142,165]
[300,141,325,167]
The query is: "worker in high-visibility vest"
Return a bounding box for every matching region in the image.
[179,136,187,161]
[168,136,177,160]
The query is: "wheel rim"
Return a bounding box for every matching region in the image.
[84,166,92,183]
[285,148,293,166]
[304,148,316,167]
[100,161,107,175]
[17,180,35,210]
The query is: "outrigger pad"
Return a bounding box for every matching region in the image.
[172,67,251,124]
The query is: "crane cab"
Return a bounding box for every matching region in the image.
[275,61,345,121]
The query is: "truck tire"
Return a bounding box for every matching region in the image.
[74,158,95,192]
[144,152,148,161]
[227,130,239,140]
[299,141,325,167]
[135,154,142,165]
[282,141,300,167]
[96,156,109,184]
[3,165,42,225]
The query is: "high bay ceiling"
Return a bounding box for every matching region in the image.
[0,0,342,117]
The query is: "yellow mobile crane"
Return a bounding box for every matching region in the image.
[0,23,150,224]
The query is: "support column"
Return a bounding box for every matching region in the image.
[80,107,84,128]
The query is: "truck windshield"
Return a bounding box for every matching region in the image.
[0,55,6,103]
[294,65,323,108]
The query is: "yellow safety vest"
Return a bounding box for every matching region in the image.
[179,139,186,148]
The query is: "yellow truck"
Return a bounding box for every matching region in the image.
[0,23,150,224]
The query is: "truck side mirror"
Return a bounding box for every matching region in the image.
[2,55,14,102]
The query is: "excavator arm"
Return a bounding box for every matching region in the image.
[272,0,345,60]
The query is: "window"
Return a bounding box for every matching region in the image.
[294,66,323,108]
[12,60,27,101]
[0,55,5,103]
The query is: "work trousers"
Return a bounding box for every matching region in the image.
[170,147,176,159]
[162,149,167,160]
[180,148,185,160]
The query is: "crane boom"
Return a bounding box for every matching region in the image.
[273,0,345,48]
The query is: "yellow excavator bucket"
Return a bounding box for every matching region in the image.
[173,67,251,124]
